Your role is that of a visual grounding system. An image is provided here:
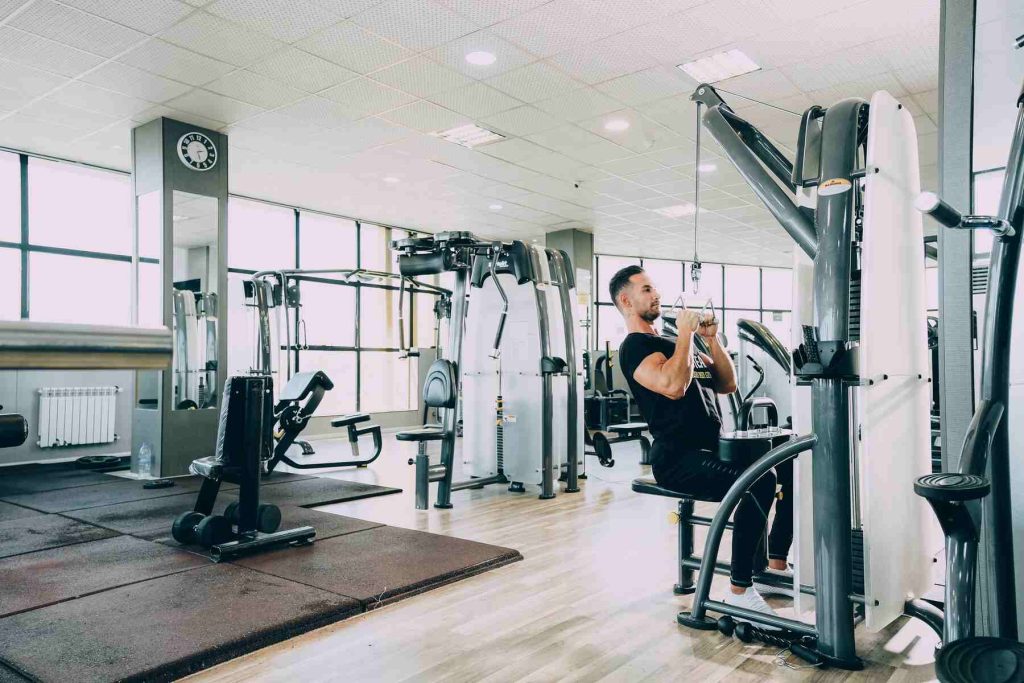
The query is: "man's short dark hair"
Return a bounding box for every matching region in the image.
[609,265,644,310]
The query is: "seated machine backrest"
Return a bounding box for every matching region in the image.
[216,375,274,467]
[423,359,457,409]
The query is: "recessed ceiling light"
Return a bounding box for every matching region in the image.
[698,163,717,173]
[654,203,697,219]
[465,51,496,66]
[489,203,503,211]
[678,49,760,83]
[432,124,505,148]
[604,118,630,132]
[383,176,400,183]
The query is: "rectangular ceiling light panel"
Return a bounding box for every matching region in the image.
[433,123,506,148]
[678,49,760,83]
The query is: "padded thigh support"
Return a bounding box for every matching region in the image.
[423,360,457,409]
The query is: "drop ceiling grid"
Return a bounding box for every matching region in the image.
[0,0,941,265]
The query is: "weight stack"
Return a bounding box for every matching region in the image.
[850,528,865,596]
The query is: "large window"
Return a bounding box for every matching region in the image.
[594,254,793,351]
[0,151,19,243]
[0,150,438,417]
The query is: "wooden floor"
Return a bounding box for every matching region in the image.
[185,434,940,683]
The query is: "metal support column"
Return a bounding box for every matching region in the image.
[937,0,977,472]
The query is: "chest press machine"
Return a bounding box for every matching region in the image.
[391,232,583,510]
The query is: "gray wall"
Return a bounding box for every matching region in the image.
[0,369,135,466]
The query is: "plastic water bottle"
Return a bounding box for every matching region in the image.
[138,442,153,479]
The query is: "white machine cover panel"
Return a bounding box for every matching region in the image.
[858,90,937,630]
[791,249,816,619]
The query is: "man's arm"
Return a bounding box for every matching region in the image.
[631,310,701,400]
[698,335,737,394]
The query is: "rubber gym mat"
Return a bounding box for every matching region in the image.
[255,476,401,508]
[0,501,44,524]
[0,463,128,497]
[0,476,213,513]
[0,514,118,560]
[0,535,207,618]
[0,563,362,683]
[64,492,383,542]
[0,662,28,682]
[233,525,523,608]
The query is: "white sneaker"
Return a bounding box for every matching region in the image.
[753,566,795,598]
[722,587,782,631]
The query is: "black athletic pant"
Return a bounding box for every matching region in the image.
[653,449,794,588]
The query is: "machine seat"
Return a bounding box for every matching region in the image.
[915,473,990,503]
[609,422,648,435]
[189,455,225,480]
[396,426,447,442]
[632,476,722,503]
[331,413,370,429]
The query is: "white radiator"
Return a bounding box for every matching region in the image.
[37,386,120,448]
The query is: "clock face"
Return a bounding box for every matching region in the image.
[177,132,217,171]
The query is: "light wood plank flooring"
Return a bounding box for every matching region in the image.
[185,433,939,682]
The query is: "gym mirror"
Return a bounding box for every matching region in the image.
[171,191,219,411]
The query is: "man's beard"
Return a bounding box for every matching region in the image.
[640,307,660,323]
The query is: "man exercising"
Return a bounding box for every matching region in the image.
[609,265,791,620]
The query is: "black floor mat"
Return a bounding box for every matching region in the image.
[0,514,118,560]
[0,476,216,513]
[0,502,45,524]
[256,477,401,508]
[64,492,383,543]
[0,463,127,497]
[234,525,523,607]
[0,471,335,514]
[0,535,207,617]
[0,563,362,683]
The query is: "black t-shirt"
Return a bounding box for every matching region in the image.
[618,332,723,457]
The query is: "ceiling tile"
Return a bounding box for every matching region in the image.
[120,39,235,85]
[371,57,474,98]
[0,85,33,111]
[46,81,153,116]
[320,77,417,117]
[206,0,344,42]
[534,87,620,121]
[434,0,549,29]
[82,61,191,102]
[10,0,146,58]
[0,113,86,149]
[525,124,603,152]
[490,0,619,58]
[479,105,563,136]
[428,82,521,119]
[58,0,194,34]
[423,29,535,79]
[204,69,306,108]
[480,137,548,162]
[0,57,68,95]
[249,47,357,93]
[132,104,226,130]
[599,154,663,177]
[911,89,938,116]
[19,99,120,131]
[0,26,105,77]
[595,66,694,107]
[160,11,284,66]
[167,88,264,123]
[485,61,582,103]
[378,99,471,133]
[546,33,657,85]
[296,20,412,74]
[350,0,479,52]
[564,139,632,164]
[273,95,359,127]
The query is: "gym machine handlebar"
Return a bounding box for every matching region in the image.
[915,191,1015,237]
